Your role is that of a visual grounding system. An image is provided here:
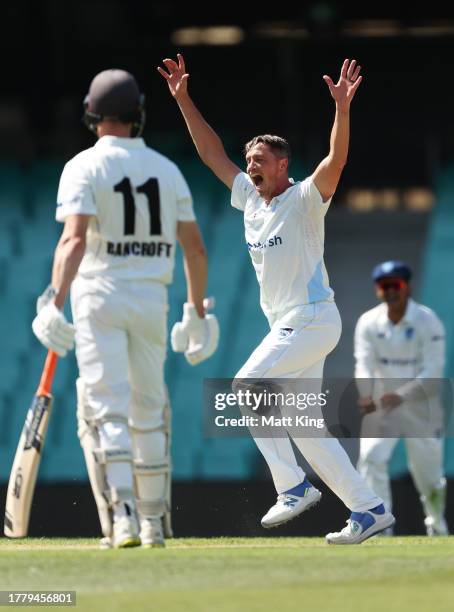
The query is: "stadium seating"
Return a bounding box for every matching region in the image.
[1,159,453,485]
[0,160,261,482]
[419,164,454,473]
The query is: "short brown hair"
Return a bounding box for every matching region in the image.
[244,135,291,163]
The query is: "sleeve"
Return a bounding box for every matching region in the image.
[231,172,254,212]
[173,166,196,222]
[396,312,446,402]
[297,177,332,216]
[354,315,377,398]
[56,156,96,222]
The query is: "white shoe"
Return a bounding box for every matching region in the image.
[140,517,165,548]
[261,478,322,529]
[326,504,395,545]
[99,537,112,550]
[112,516,141,549]
[422,484,448,536]
[425,516,449,536]
[375,526,394,537]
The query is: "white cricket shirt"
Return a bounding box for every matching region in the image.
[56,136,195,283]
[231,172,334,319]
[354,299,446,402]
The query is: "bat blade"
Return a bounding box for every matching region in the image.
[4,351,58,538]
[4,395,53,537]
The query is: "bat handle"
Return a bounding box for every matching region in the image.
[37,350,58,397]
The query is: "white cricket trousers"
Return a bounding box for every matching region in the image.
[358,435,445,513]
[71,275,168,508]
[236,301,383,513]
[71,275,167,428]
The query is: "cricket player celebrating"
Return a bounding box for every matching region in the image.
[159,54,394,543]
[355,261,448,535]
[32,69,219,548]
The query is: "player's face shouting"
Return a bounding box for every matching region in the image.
[246,143,287,201]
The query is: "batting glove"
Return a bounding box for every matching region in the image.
[171,298,219,366]
[32,294,75,358]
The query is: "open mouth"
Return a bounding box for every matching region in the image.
[251,174,264,187]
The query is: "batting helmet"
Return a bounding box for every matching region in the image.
[372,260,412,283]
[83,69,145,137]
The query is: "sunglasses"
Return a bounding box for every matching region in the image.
[377,279,407,291]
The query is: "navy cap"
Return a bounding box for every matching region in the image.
[86,69,141,116]
[372,260,412,283]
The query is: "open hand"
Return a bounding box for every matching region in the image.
[157,53,189,100]
[323,59,362,112]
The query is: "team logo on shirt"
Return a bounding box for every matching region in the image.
[405,327,414,339]
[379,357,418,366]
[278,327,294,339]
[247,235,283,252]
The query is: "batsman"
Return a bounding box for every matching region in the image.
[32,69,219,548]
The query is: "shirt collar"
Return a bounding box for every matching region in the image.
[95,135,146,149]
[401,298,417,324]
[265,180,298,208]
[378,298,416,326]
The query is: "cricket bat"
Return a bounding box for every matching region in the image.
[4,350,58,537]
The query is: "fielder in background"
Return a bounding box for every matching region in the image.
[159,54,394,544]
[32,69,219,548]
[355,260,448,536]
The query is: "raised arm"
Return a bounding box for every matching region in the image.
[158,54,240,190]
[312,59,363,202]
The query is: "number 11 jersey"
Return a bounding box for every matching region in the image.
[56,135,195,283]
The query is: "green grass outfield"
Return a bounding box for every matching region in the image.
[0,537,453,612]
